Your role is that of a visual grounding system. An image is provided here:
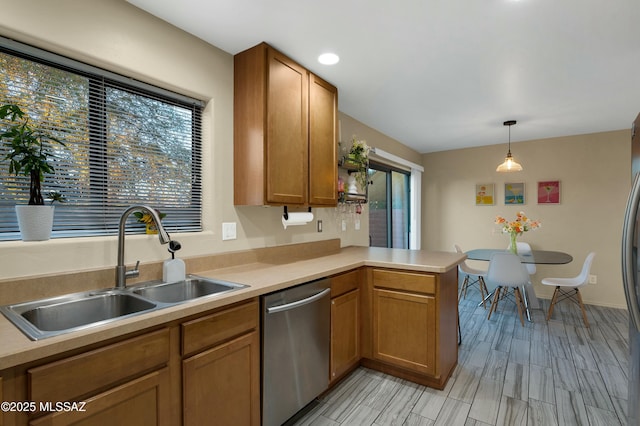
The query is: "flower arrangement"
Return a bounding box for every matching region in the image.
[495,211,541,254]
[347,136,370,190]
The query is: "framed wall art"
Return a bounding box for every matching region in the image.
[537,180,560,204]
[476,183,495,205]
[505,182,525,205]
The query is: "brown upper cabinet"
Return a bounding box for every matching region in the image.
[234,43,338,206]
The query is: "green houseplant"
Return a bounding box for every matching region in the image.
[0,104,66,240]
[346,136,370,192]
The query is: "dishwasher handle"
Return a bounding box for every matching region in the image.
[266,288,330,314]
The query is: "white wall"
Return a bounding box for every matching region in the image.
[422,130,631,308]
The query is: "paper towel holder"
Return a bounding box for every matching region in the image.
[283,206,312,221]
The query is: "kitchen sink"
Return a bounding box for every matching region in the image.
[0,291,157,340]
[0,276,248,340]
[130,276,247,304]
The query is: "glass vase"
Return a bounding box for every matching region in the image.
[509,233,518,254]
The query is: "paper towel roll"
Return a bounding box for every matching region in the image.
[282,212,314,229]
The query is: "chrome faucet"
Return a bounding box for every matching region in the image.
[116,205,171,289]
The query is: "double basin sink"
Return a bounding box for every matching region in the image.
[0,276,247,340]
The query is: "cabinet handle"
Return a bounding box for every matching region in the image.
[266,288,330,314]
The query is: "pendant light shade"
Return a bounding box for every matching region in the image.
[496,120,523,172]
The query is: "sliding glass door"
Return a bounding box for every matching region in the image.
[368,162,410,248]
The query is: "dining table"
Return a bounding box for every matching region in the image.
[465,249,573,265]
[465,248,573,321]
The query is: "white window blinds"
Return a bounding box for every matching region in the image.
[0,38,204,240]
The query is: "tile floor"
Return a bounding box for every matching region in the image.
[294,288,630,425]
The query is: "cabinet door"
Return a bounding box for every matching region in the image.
[183,331,260,426]
[266,48,308,205]
[309,73,338,206]
[372,288,436,376]
[330,289,360,383]
[30,369,170,426]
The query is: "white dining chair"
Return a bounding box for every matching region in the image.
[454,244,489,308]
[486,252,530,326]
[541,252,596,328]
[512,242,536,276]
[508,241,539,317]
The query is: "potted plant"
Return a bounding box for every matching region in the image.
[0,104,66,241]
[346,136,370,193]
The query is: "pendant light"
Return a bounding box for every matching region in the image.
[496,120,523,172]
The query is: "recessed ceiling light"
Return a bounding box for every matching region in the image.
[318,53,339,65]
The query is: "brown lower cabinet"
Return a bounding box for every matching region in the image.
[330,270,361,384]
[183,332,259,425]
[29,369,170,426]
[0,299,260,426]
[372,288,436,376]
[181,300,260,426]
[329,266,458,391]
[27,329,171,426]
[360,267,458,390]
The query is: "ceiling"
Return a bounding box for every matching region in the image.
[127,0,640,154]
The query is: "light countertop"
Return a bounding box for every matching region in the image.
[0,246,465,370]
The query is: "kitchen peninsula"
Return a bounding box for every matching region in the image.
[0,240,464,425]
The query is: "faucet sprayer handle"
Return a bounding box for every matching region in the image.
[168,241,181,260]
[168,240,182,253]
[125,260,140,280]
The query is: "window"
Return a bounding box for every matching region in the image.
[0,39,204,240]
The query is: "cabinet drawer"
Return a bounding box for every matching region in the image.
[29,328,170,404]
[372,269,436,295]
[331,269,360,298]
[31,368,170,426]
[182,299,259,356]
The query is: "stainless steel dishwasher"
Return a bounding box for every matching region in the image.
[262,278,331,426]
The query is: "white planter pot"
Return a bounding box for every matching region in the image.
[15,205,55,241]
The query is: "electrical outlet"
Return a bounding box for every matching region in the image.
[222,222,237,241]
[589,274,597,285]
[317,220,323,232]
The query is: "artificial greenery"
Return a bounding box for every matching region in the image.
[347,136,370,190]
[0,104,66,205]
[133,210,166,224]
[46,191,66,205]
